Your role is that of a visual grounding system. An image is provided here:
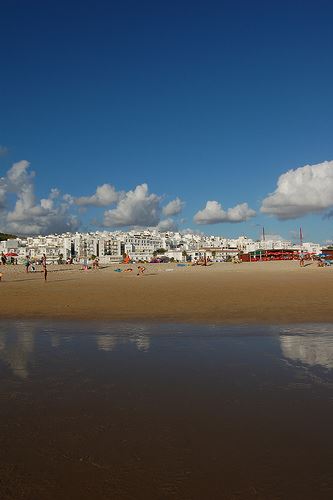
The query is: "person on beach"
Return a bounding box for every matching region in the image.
[299,251,305,267]
[0,271,3,281]
[42,261,48,281]
[137,265,145,276]
[24,256,30,273]
[1,252,7,266]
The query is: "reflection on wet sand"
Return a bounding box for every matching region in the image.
[280,335,333,369]
[96,334,118,352]
[279,324,333,369]
[0,321,332,500]
[0,323,152,378]
[0,323,36,379]
[94,323,151,352]
[96,331,150,353]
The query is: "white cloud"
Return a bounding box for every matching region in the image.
[157,218,178,232]
[194,200,256,224]
[261,160,333,219]
[264,234,284,242]
[0,161,79,235]
[75,183,120,206]
[182,228,205,235]
[0,160,32,211]
[162,197,185,216]
[103,183,161,228]
[0,162,188,233]
[63,193,75,204]
[0,180,6,210]
[6,160,34,189]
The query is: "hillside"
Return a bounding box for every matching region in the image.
[0,232,17,241]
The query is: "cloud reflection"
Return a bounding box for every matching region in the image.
[0,323,35,379]
[95,333,150,353]
[96,335,118,352]
[280,335,333,370]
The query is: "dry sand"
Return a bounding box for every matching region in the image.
[1,260,332,324]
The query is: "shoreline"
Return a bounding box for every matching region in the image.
[1,261,333,325]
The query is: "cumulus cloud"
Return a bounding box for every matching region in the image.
[75,183,120,207]
[62,193,75,204]
[194,200,256,224]
[0,160,32,212]
[264,234,284,242]
[162,197,185,216]
[182,228,205,235]
[0,180,6,210]
[157,218,178,232]
[261,160,333,219]
[0,160,79,235]
[103,183,161,228]
[0,162,188,233]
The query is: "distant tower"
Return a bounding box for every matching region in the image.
[300,227,303,247]
[262,226,265,242]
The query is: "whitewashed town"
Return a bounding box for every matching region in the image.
[0,229,324,265]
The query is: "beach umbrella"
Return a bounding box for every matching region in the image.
[5,252,18,257]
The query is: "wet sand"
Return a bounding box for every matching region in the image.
[1,261,333,324]
[0,321,332,499]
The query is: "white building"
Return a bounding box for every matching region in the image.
[0,229,323,264]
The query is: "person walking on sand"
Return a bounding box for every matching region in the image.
[299,251,305,267]
[24,256,30,273]
[42,261,48,281]
[137,265,145,276]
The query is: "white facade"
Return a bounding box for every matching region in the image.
[0,230,323,263]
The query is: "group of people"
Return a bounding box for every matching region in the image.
[114,265,146,276]
[0,253,48,282]
[24,254,48,280]
[0,252,18,266]
[192,256,212,266]
[82,257,100,271]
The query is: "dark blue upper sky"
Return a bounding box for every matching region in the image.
[1,0,333,241]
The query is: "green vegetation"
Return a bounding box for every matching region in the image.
[153,248,166,257]
[0,232,17,241]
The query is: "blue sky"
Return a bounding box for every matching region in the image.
[1,0,333,242]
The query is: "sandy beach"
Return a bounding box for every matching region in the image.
[1,260,332,324]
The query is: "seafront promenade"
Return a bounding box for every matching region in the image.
[1,261,332,324]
